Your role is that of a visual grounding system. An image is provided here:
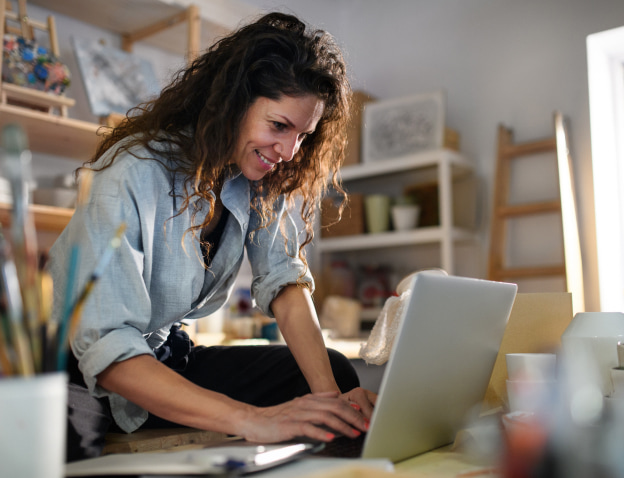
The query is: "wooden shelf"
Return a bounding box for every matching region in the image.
[0,203,73,232]
[30,0,259,57]
[318,226,476,252]
[0,103,100,160]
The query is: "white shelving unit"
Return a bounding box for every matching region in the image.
[318,148,476,275]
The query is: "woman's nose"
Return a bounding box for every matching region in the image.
[275,135,301,162]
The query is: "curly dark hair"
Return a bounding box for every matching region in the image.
[87,11,350,273]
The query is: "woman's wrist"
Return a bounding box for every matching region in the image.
[309,377,341,394]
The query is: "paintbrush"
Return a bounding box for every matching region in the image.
[0,227,34,376]
[55,169,93,371]
[38,270,55,373]
[67,222,127,342]
[1,124,41,372]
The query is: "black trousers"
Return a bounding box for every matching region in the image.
[66,345,360,462]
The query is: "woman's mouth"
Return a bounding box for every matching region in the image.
[255,150,276,170]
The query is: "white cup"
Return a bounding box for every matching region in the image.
[506,353,557,382]
[0,372,68,478]
[506,379,556,413]
[391,204,421,231]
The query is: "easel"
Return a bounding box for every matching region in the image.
[100,3,201,128]
[1,0,75,117]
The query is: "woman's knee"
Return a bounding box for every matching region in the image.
[327,348,360,392]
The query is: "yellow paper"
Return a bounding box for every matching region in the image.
[482,292,573,412]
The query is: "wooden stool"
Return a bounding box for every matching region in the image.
[103,427,228,454]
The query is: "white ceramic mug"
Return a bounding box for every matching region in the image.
[506,379,557,413]
[0,372,68,478]
[391,204,420,231]
[506,353,557,382]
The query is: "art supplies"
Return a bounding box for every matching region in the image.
[56,169,92,371]
[0,124,124,376]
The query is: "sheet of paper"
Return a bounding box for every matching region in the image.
[65,444,394,477]
[482,292,573,411]
[65,443,313,476]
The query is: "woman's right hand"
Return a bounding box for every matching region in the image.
[238,391,369,443]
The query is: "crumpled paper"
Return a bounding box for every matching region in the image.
[358,290,411,365]
[359,269,448,365]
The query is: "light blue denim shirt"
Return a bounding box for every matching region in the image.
[48,138,313,432]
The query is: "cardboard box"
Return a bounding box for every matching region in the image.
[344,91,376,167]
[444,127,460,151]
[321,193,365,237]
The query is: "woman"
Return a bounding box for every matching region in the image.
[49,12,376,461]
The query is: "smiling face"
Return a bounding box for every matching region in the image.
[232,94,325,181]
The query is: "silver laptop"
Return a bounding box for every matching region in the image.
[345,272,517,462]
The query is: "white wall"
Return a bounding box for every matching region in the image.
[24,1,624,311]
[245,0,624,312]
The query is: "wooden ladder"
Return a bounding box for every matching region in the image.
[487,123,566,283]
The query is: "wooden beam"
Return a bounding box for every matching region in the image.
[121,9,189,52]
[47,14,59,56]
[502,137,557,158]
[491,265,566,281]
[186,4,201,63]
[497,200,562,217]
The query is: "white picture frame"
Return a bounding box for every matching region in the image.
[362,91,445,162]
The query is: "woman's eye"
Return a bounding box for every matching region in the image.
[272,121,287,131]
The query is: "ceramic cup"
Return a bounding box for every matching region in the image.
[506,353,557,382]
[391,204,421,231]
[0,372,68,478]
[506,379,557,413]
[364,194,391,233]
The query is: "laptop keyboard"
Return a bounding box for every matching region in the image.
[313,433,366,458]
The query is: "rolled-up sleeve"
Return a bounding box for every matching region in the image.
[48,143,229,432]
[246,196,314,316]
[50,159,155,396]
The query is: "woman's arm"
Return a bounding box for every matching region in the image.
[271,284,340,393]
[97,353,368,442]
[271,284,377,418]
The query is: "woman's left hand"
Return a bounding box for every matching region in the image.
[339,387,377,420]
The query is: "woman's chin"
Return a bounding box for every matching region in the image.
[240,166,271,181]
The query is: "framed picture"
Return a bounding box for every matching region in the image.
[362,91,445,162]
[71,36,161,117]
